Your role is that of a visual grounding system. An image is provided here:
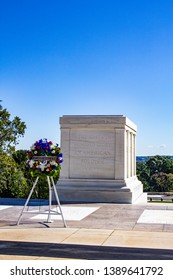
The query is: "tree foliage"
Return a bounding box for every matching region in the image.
[136,161,150,191]
[0,101,28,198]
[0,154,29,198]
[146,155,173,175]
[0,102,26,154]
[0,149,51,199]
[137,155,173,192]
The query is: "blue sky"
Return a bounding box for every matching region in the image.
[0,0,172,156]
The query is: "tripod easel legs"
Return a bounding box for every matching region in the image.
[49,176,67,227]
[17,177,39,226]
[17,176,67,227]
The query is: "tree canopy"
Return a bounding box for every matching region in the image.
[0,154,29,198]
[137,155,173,192]
[0,101,26,153]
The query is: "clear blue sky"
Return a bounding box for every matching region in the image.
[0,0,172,156]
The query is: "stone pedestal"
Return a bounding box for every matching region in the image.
[56,115,146,204]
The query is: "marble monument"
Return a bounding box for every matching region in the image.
[56,115,146,203]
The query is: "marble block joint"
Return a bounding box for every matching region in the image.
[56,115,145,204]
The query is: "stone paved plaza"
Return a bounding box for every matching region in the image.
[1,201,173,231]
[0,200,173,259]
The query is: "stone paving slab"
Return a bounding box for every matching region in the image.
[137,209,173,224]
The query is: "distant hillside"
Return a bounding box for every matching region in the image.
[136,156,173,162]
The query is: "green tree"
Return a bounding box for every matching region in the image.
[166,173,173,191]
[0,102,26,154]
[136,161,150,191]
[137,155,173,193]
[0,154,29,197]
[150,172,171,192]
[146,155,173,175]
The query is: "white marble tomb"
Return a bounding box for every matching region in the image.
[56,115,146,203]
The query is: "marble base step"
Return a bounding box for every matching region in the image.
[55,178,146,204]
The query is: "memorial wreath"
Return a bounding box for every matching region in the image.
[26,138,63,177]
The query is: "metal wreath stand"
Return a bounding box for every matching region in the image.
[17,176,67,227]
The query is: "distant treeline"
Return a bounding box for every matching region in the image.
[136,156,173,163]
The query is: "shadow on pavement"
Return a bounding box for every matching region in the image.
[0,240,173,260]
